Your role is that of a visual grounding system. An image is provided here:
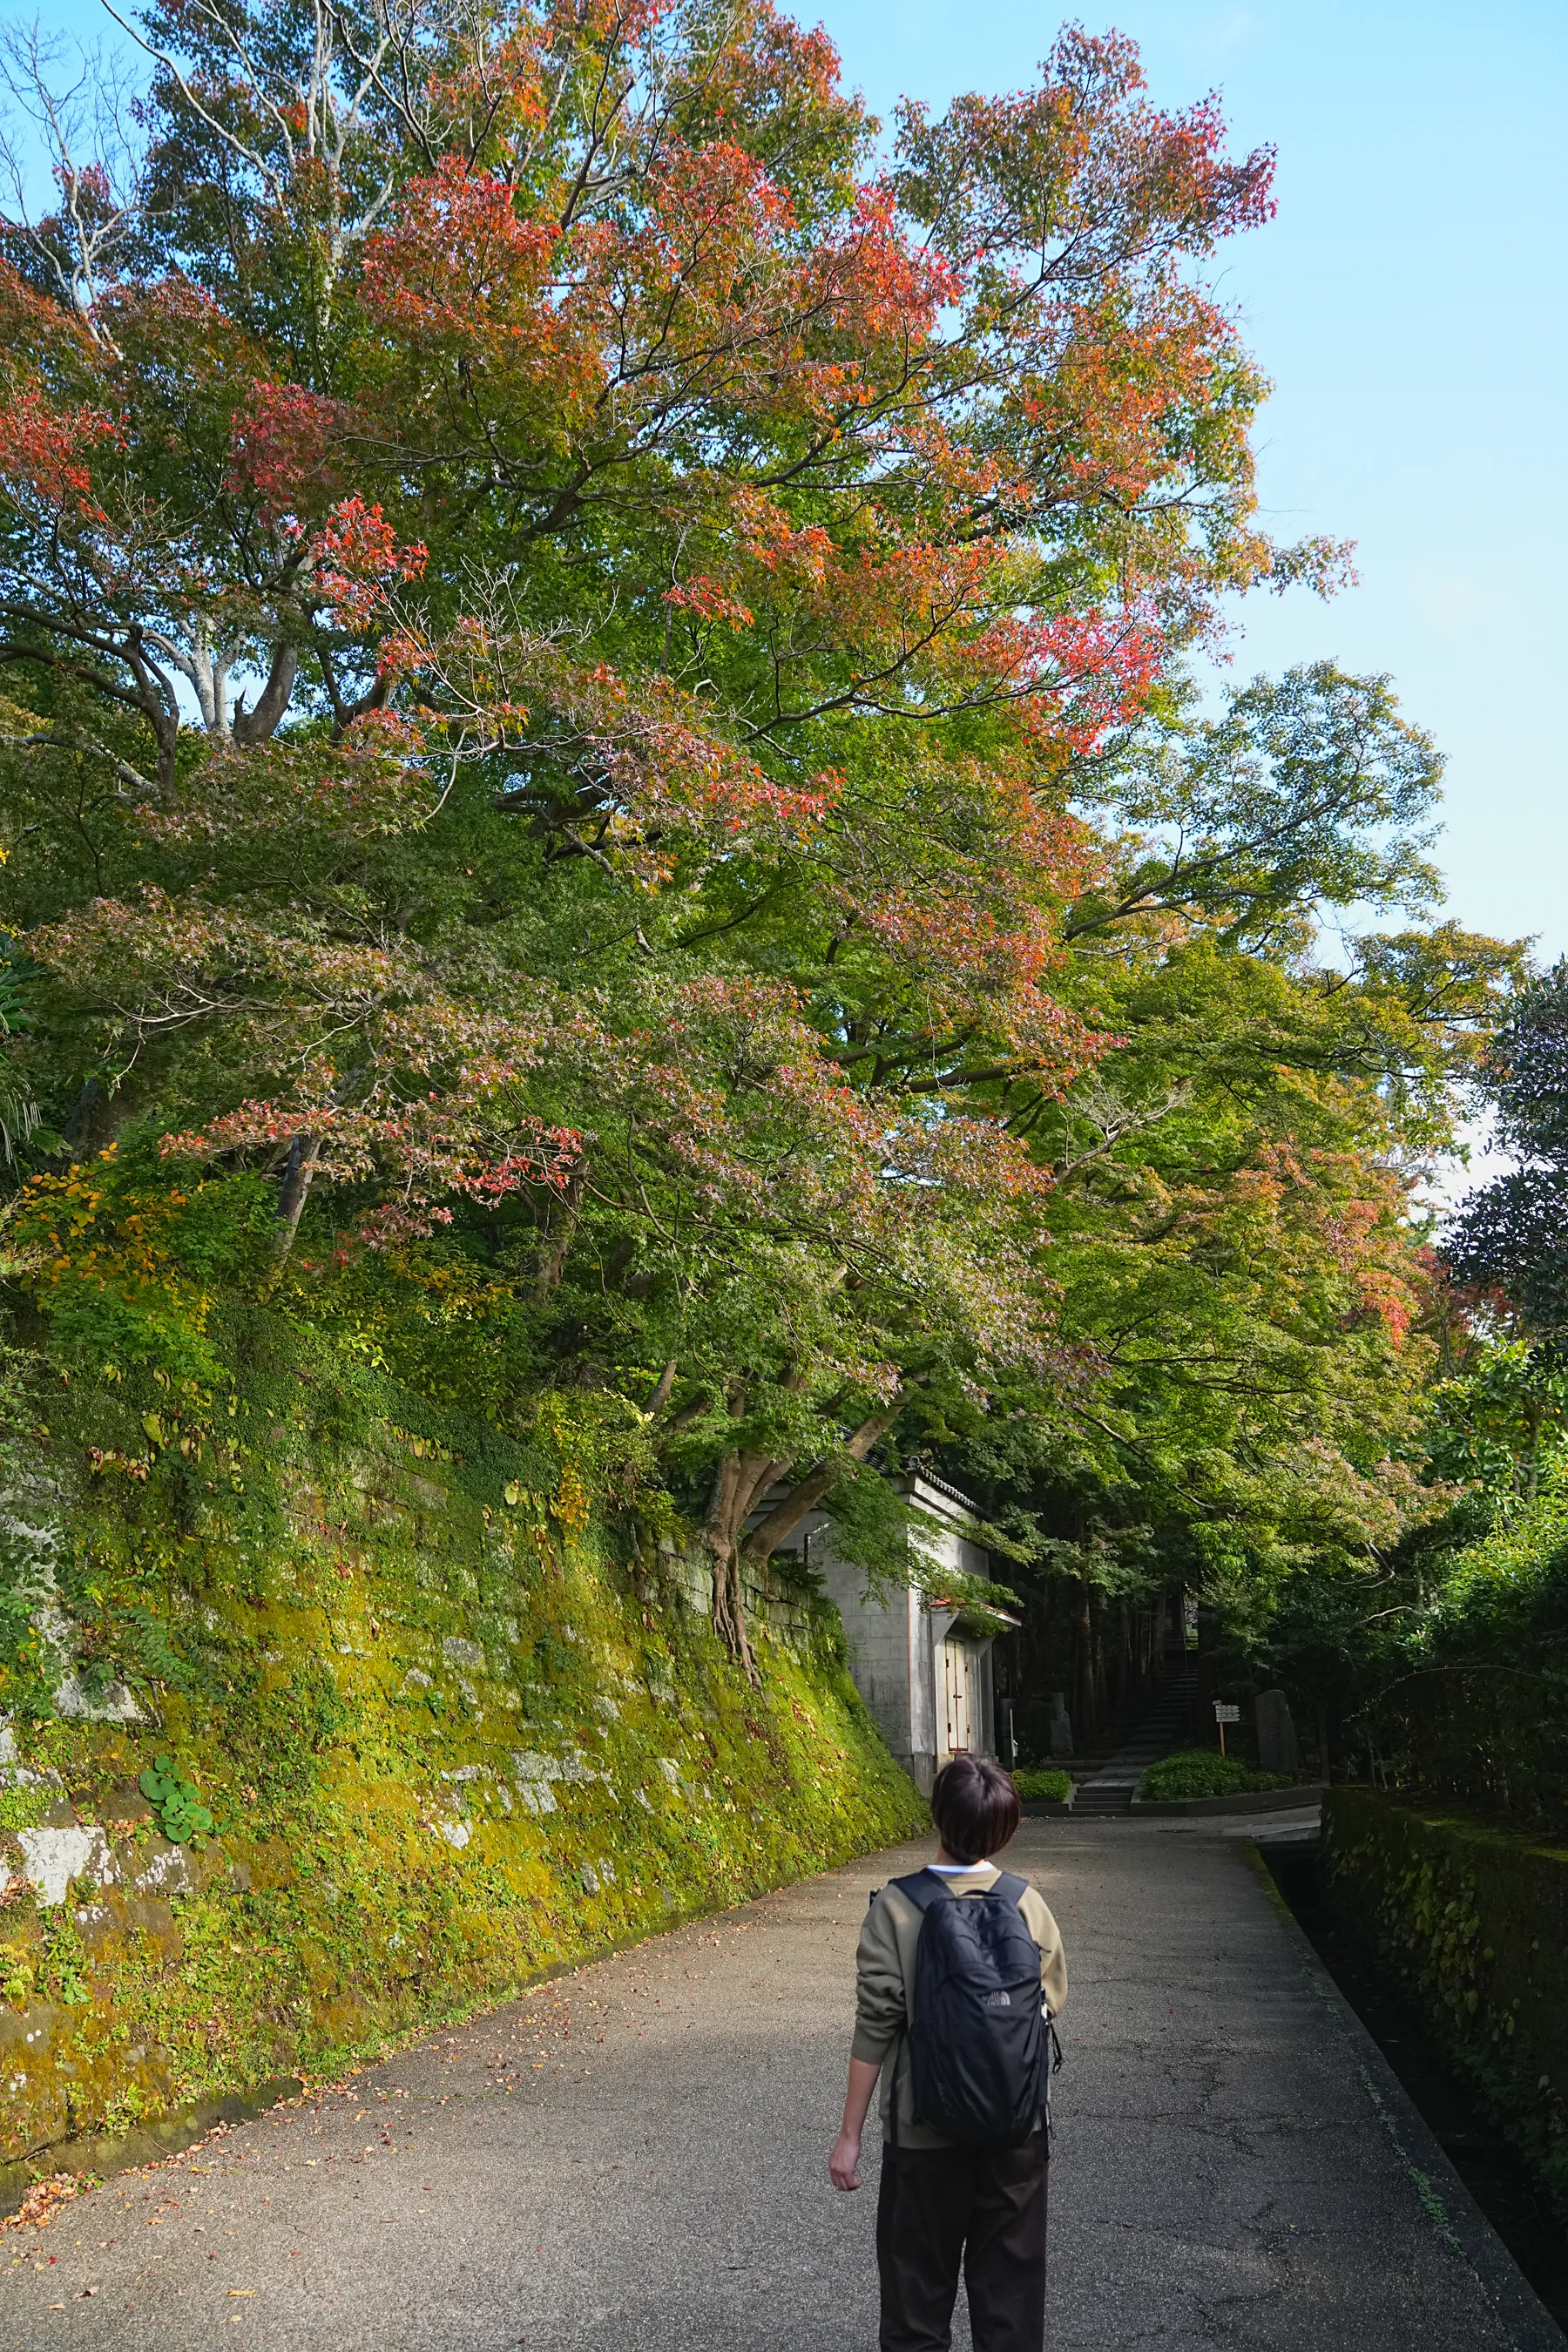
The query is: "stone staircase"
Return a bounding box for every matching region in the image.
[1071,1659,1199,1817]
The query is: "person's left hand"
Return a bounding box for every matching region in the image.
[828,2131,862,2191]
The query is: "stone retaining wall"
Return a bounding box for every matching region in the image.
[1321,1788,1568,2227]
[0,1352,923,2209]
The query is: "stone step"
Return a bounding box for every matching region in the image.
[1066,1667,1200,1815]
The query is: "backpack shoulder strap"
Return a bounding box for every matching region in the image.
[891,1868,953,1914]
[990,1870,1028,1907]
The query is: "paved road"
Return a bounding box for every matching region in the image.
[4,1820,1558,2351]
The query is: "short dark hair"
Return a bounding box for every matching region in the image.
[930,1755,1020,1864]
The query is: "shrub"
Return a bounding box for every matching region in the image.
[1012,1767,1073,1804]
[1139,1748,1291,1801]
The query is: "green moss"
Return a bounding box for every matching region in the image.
[0,1307,926,2175]
[1322,1788,1568,2227]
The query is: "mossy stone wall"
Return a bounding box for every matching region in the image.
[0,1323,926,2207]
[1321,1788,1568,2224]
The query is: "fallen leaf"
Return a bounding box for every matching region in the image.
[3,2176,79,2234]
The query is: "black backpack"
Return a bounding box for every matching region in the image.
[889,1868,1056,2150]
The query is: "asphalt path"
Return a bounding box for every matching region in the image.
[4,1817,1558,2351]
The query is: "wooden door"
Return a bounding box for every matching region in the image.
[942,1638,973,1756]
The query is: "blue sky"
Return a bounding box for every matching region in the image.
[816,0,1568,964]
[31,0,1568,964]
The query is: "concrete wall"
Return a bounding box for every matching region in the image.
[776,1476,1000,1794]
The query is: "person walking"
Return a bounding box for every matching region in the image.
[828,1754,1067,2352]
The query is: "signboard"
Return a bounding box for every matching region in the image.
[1213,1703,1240,1724]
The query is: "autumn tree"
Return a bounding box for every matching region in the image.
[0,0,1441,1673]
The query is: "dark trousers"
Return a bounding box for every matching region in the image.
[875,2136,1048,2352]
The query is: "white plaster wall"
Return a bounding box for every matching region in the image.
[801,1519,917,1767]
[759,1479,1001,1794]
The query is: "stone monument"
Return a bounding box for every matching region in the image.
[1254,1687,1298,1775]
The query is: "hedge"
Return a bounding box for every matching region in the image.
[1138,1748,1290,1802]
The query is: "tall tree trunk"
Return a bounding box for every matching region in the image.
[704,1444,781,1686]
[1074,1581,1094,1741]
[232,640,299,743]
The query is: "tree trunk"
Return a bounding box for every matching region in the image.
[703,1394,907,1683]
[740,1402,903,1566]
[704,1445,782,1686]
[1074,1581,1094,1741]
[233,641,299,744]
[274,1134,321,1259]
[535,1156,588,1301]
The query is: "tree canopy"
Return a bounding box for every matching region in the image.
[0,0,1520,1693]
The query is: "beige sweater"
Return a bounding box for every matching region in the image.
[850,1861,1068,2150]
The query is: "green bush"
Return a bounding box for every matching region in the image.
[1139,1748,1291,1801]
[1012,1767,1073,1804]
